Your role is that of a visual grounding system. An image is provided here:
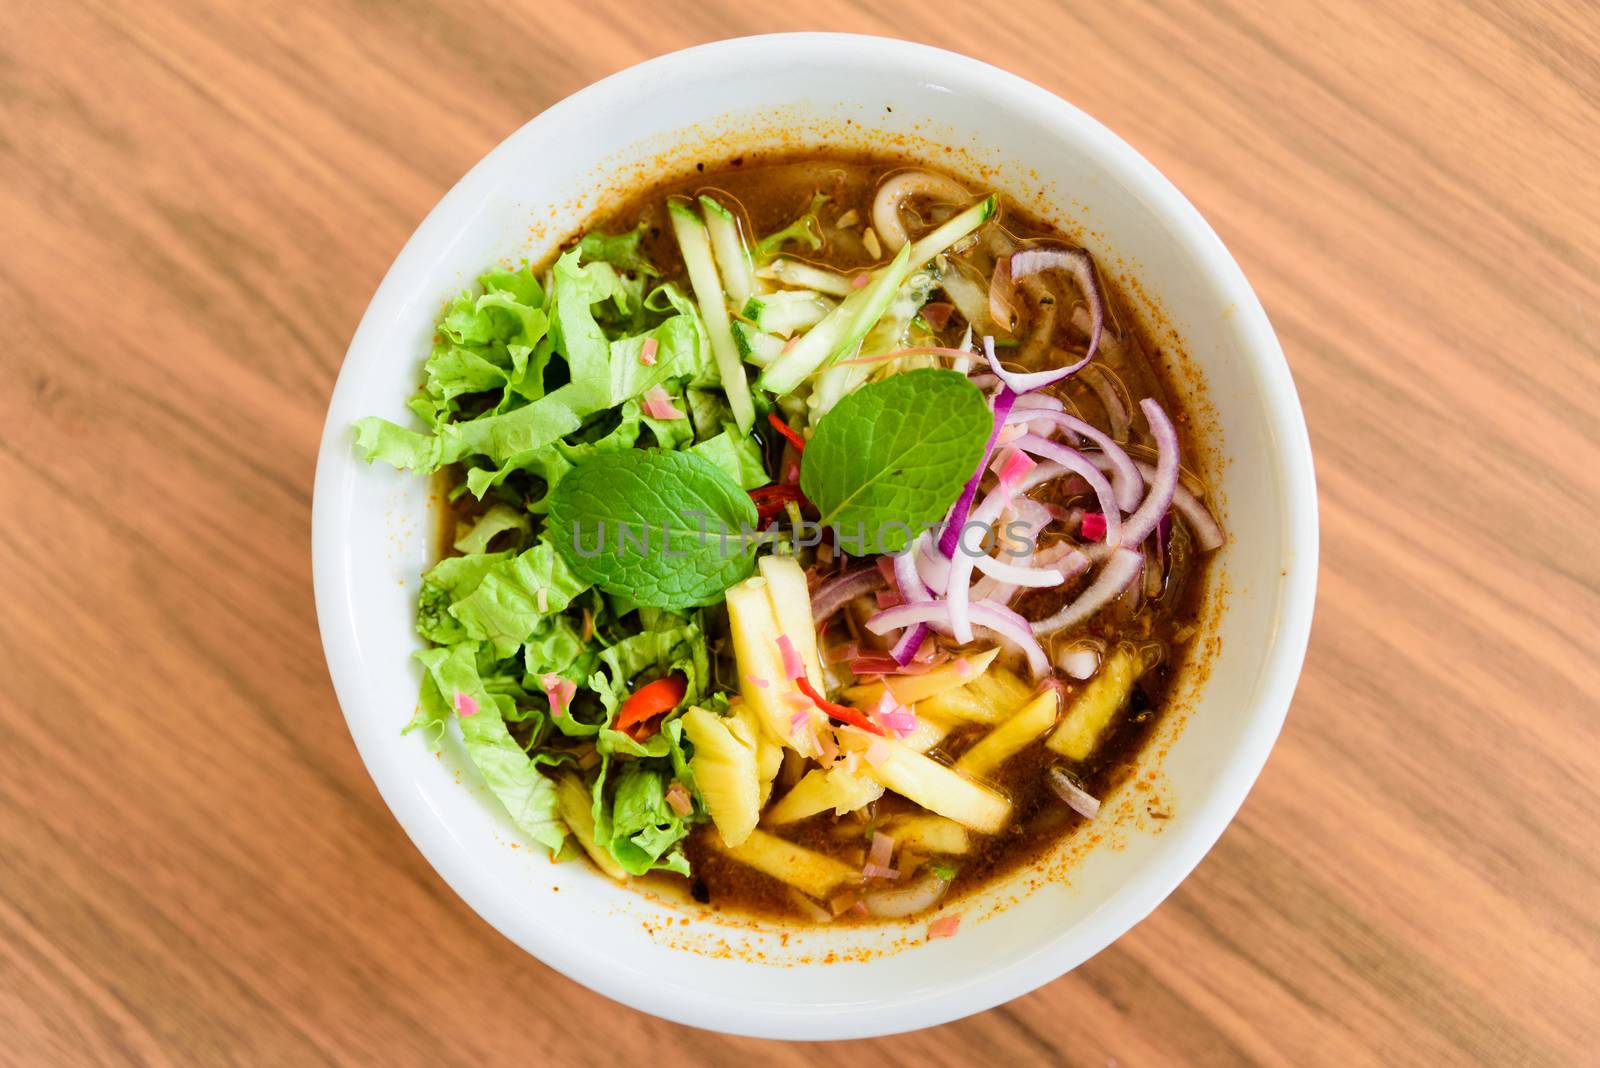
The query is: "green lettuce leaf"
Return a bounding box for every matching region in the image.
[452,503,530,555]
[602,761,691,876]
[691,428,770,490]
[415,643,566,854]
[416,550,513,644]
[449,540,590,658]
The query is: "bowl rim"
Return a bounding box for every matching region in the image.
[312,31,1318,1039]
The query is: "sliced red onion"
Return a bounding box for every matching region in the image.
[917,538,952,589]
[978,544,1090,607]
[1129,460,1225,552]
[889,535,935,667]
[891,623,931,667]
[937,386,1017,558]
[895,537,932,602]
[983,335,1088,393]
[1008,408,1142,511]
[866,601,953,635]
[1011,434,1123,548]
[811,567,887,624]
[1010,245,1104,367]
[1031,547,1144,637]
[972,553,1065,587]
[1056,644,1101,680]
[1082,364,1131,441]
[987,254,1020,333]
[969,602,1051,678]
[1047,766,1101,819]
[1011,393,1065,413]
[1120,399,1180,548]
[867,830,895,870]
[943,483,1010,642]
[863,867,951,918]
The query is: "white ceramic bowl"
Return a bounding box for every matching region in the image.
[312,33,1317,1040]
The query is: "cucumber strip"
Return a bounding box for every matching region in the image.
[903,195,997,271]
[740,290,835,337]
[937,259,992,332]
[732,320,786,367]
[755,243,912,397]
[699,195,756,307]
[669,198,756,432]
[808,268,938,418]
[758,257,855,297]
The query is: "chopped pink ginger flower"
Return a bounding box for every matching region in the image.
[850,272,871,289]
[453,691,479,718]
[1079,512,1108,542]
[744,673,770,689]
[775,634,806,680]
[642,385,685,420]
[639,337,659,365]
[994,447,1037,485]
[539,673,576,717]
[921,301,954,330]
[664,781,693,816]
[863,738,892,766]
[927,914,962,940]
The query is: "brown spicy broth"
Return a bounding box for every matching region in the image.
[437,153,1214,923]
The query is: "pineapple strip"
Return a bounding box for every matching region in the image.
[1048,646,1140,761]
[884,813,971,855]
[715,828,859,899]
[916,685,1005,725]
[764,766,884,825]
[555,773,628,882]
[862,739,1011,833]
[954,689,1059,779]
[899,709,956,753]
[725,577,817,756]
[757,556,826,689]
[683,706,761,847]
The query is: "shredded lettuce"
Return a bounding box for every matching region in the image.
[358,232,766,864]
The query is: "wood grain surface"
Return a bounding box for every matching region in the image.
[3,1,1596,1064]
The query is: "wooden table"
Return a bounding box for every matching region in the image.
[4,2,1595,1064]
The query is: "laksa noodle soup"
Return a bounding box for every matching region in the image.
[354,154,1224,932]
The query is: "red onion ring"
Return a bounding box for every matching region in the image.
[1047,766,1101,819]
[1031,547,1144,637]
[889,536,935,666]
[1010,245,1104,367]
[1007,408,1143,512]
[867,600,1050,679]
[811,567,887,624]
[936,386,1017,558]
[1131,460,1224,552]
[987,254,1020,333]
[1120,399,1179,548]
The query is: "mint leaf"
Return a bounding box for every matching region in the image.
[546,450,760,609]
[800,369,992,554]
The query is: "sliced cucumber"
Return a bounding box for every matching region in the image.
[809,267,939,417]
[732,320,786,367]
[740,290,835,337]
[903,195,997,271]
[668,198,755,432]
[758,257,855,297]
[698,195,756,307]
[756,243,913,397]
